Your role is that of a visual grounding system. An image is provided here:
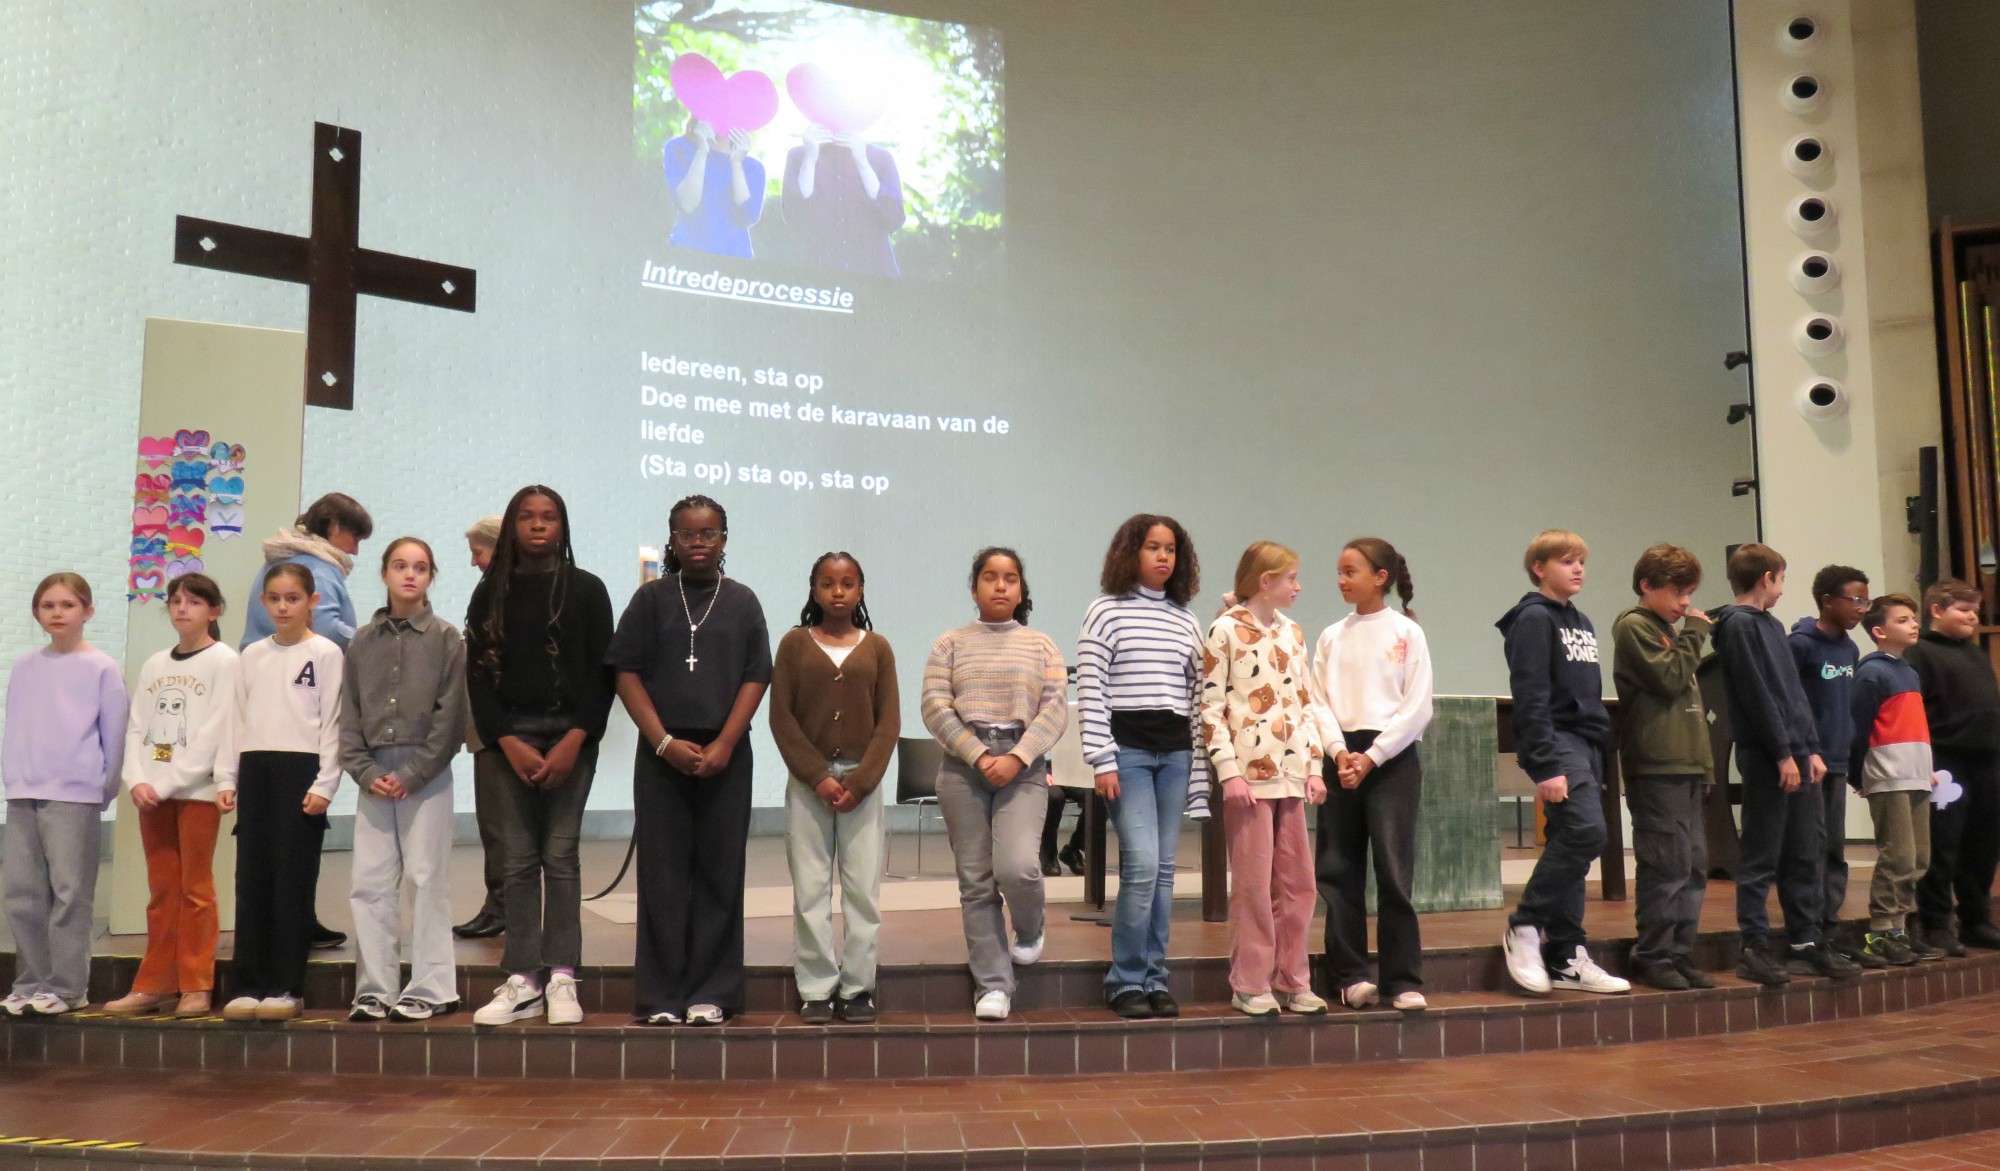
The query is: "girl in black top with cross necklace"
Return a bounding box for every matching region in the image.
[608,495,772,1026]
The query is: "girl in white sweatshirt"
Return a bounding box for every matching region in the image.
[106,575,238,1019]
[1305,538,1434,1012]
[219,562,344,1022]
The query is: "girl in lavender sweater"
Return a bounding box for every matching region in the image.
[2,573,127,1017]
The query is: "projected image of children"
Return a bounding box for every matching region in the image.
[635,0,1002,282]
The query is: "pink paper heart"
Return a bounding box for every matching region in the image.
[133,505,168,531]
[787,62,888,135]
[130,569,163,593]
[670,53,778,138]
[166,525,206,552]
[138,437,174,467]
[134,473,169,500]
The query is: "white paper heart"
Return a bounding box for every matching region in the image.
[1932,770,1962,809]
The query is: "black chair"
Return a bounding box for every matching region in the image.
[889,737,946,878]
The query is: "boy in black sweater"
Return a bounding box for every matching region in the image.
[1908,579,2000,955]
[1710,544,1858,985]
[1498,530,1629,997]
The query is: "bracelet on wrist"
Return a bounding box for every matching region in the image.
[655,733,675,757]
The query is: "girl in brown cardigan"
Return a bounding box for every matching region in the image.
[769,552,900,1023]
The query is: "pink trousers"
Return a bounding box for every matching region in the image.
[1225,795,1315,996]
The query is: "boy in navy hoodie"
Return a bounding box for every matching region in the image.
[1907,579,2000,956]
[1788,565,1872,967]
[1711,544,1858,985]
[1498,531,1630,996]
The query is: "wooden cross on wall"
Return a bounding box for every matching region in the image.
[173,122,476,409]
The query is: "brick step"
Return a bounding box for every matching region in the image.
[10,981,2000,1168]
[9,950,1997,1082]
[52,922,1938,1015]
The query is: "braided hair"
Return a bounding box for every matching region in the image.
[797,551,874,630]
[1344,536,1416,620]
[664,494,728,574]
[471,485,576,683]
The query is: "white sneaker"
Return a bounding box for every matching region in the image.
[1340,981,1380,1010]
[254,995,300,1021]
[473,975,544,1026]
[1549,946,1631,994]
[1283,990,1328,1015]
[1392,991,1429,1012]
[221,995,262,1021]
[973,990,1011,1020]
[25,992,79,1016]
[0,993,32,1017]
[686,1003,725,1027]
[1231,991,1281,1017]
[1504,925,1552,996]
[1009,933,1044,965]
[545,973,583,1026]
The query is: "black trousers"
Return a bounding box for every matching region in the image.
[1733,745,1825,946]
[1820,772,1850,933]
[633,732,753,1018]
[1918,749,2000,932]
[1316,732,1424,996]
[232,751,327,998]
[1041,786,1087,861]
[1627,775,1707,963]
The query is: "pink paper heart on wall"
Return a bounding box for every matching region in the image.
[138,437,175,467]
[134,473,169,500]
[130,569,164,593]
[786,62,888,135]
[166,526,206,552]
[133,505,168,532]
[670,52,779,137]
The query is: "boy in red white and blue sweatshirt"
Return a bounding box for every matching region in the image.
[1849,594,1939,966]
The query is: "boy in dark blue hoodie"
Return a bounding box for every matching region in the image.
[1788,565,1872,967]
[1497,531,1629,997]
[1711,544,1858,985]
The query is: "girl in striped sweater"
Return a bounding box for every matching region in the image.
[921,547,1068,1021]
[1077,515,1206,1019]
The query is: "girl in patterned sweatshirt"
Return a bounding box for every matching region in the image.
[1202,541,1327,1017]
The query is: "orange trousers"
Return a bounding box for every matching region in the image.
[132,799,222,994]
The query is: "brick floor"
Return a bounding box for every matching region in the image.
[7,984,2000,1168]
[1729,1127,2000,1169]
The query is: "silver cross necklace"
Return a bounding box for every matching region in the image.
[676,571,724,671]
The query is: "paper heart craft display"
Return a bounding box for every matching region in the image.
[670,52,779,137]
[134,473,169,501]
[165,525,207,554]
[132,505,168,533]
[165,555,204,580]
[169,492,207,526]
[208,475,245,502]
[170,459,210,489]
[786,61,889,135]
[207,502,245,538]
[138,436,176,468]
[130,535,166,559]
[173,429,211,455]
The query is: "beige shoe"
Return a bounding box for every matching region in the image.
[172,991,212,1018]
[103,991,172,1018]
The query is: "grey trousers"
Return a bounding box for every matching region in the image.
[4,799,102,1003]
[1627,775,1708,964]
[484,745,597,975]
[936,751,1049,996]
[785,777,884,1001]
[350,744,457,1005]
[1867,789,1931,932]
[472,748,507,920]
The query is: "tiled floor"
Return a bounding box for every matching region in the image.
[8,981,2000,1167]
[1730,1128,2000,1169]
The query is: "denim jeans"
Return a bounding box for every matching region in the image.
[1508,732,1606,962]
[936,724,1048,996]
[1104,746,1191,996]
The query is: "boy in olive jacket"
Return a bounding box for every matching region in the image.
[1613,545,1716,991]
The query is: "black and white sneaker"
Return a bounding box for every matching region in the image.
[389,997,460,1023]
[349,994,391,1023]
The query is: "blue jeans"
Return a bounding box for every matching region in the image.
[1104,747,1191,995]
